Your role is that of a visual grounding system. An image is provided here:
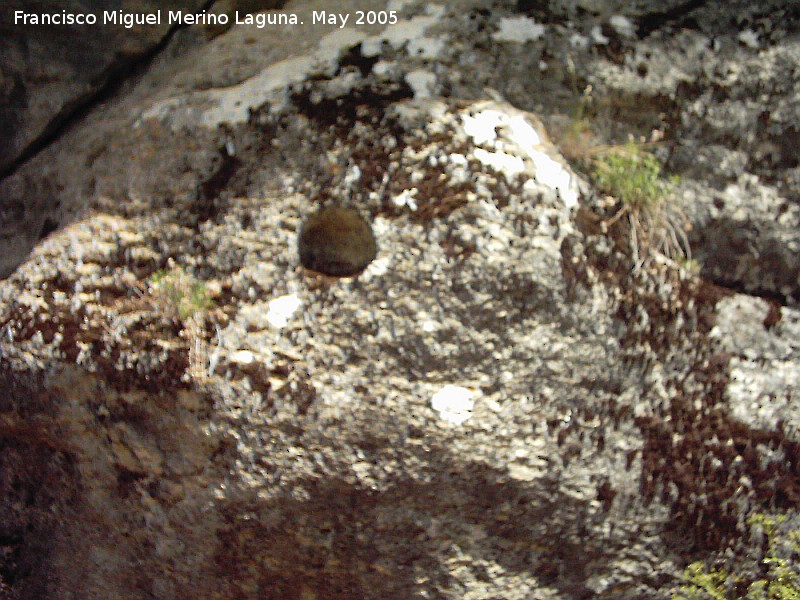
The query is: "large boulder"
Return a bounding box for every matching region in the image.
[0,0,798,597]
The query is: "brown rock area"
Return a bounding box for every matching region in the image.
[0,0,799,598]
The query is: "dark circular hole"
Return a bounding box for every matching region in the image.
[298,206,377,277]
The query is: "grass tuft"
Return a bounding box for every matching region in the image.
[589,141,690,271]
[554,77,692,273]
[592,142,675,211]
[150,263,213,321]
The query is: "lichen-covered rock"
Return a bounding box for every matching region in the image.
[711,295,800,432]
[0,0,799,598]
[562,0,800,301]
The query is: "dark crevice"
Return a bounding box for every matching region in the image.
[37,217,59,241]
[703,274,798,308]
[336,43,380,78]
[194,143,242,227]
[0,0,219,183]
[636,0,711,37]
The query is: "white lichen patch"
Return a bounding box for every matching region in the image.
[528,150,578,208]
[360,255,390,281]
[737,29,760,49]
[139,54,317,128]
[472,148,526,177]
[141,27,370,129]
[493,16,546,43]
[460,102,579,208]
[405,69,437,98]
[202,55,319,126]
[609,15,636,38]
[229,350,256,365]
[266,294,302,329]
[362,3,446,57]
[431,385,477,425]
[392,188,419,210]
[591,25,609,45]
[462,109,508,145]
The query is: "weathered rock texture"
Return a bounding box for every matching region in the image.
[0,0,798,598]
[0,0,215,175]
[0,0,287,278]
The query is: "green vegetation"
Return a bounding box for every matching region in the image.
[678,562,731,600]
[592,142,677,212]
[589,141,688,270]
[674,514,800,599]
[150,264,212,320]
[555,68,691,271]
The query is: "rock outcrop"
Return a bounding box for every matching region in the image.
[0,0,287,278]
[0,0,214,175]
[1,0,798,598]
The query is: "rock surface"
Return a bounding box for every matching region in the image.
[0,0,799,598]
[0,0,287,278]
[0,0,202,278]
[0,0,214,175]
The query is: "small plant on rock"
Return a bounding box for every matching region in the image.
[674,513,800,599]
[147,261,218,381]
[149,262,213,321]
[554,69,691,273]
[591,141,689,271]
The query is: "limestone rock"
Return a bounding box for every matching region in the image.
[0,0,799,598]
[0,1,220,174]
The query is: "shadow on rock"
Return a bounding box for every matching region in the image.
[213,451,604,600]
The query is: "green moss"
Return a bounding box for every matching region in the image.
[676,562,730,600]
[674,513,800,600]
